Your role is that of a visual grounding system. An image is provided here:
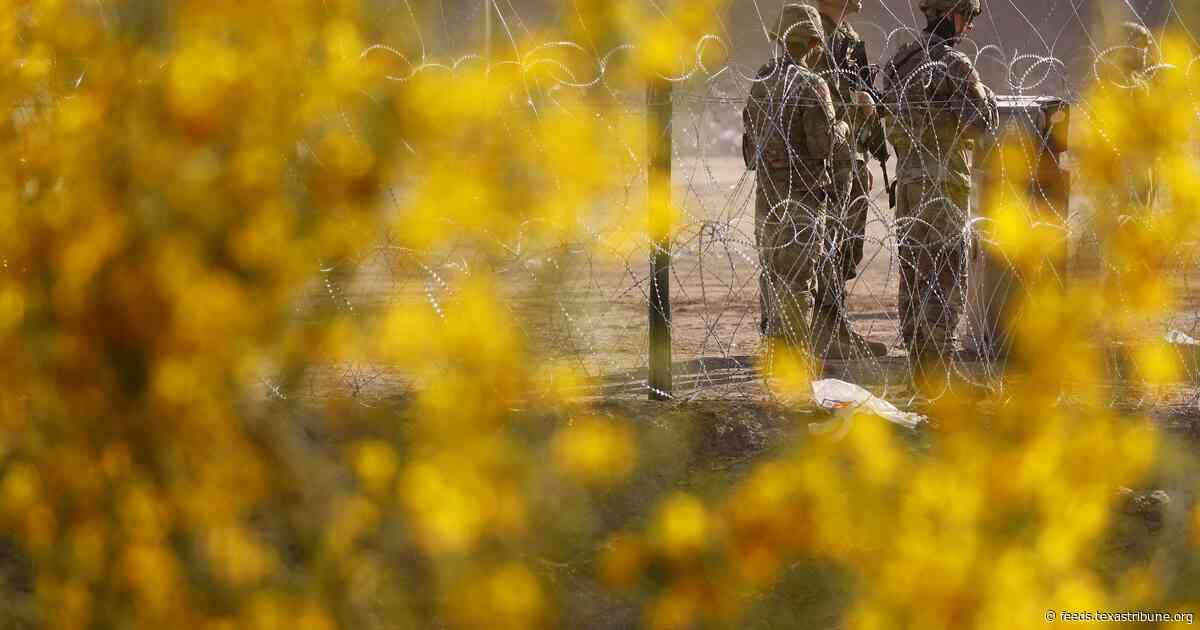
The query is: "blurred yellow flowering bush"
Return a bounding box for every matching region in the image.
[0,0,408,627]
[0,1,701,628]
[599,31,1200,630]
[2,2,1200,630]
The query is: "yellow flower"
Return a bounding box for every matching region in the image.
[353,440,399,494]
[1,463,42,513]
[552,416,636,487]
[654,493,710,559]
[167,37,243,136]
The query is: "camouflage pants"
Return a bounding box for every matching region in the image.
[896,180,971,355]
[815,162,865,310]
[756,167,823,348]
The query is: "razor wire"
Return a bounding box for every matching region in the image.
[304,0,1200,410]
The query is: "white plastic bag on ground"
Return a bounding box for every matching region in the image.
[1166,330,1200,345]
[809,379,925,436]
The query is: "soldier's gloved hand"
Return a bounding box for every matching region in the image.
[854,90,876,119]
[833,120,851,144]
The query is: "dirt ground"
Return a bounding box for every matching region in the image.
[325,146,1200,409]
[325,153,900,401]
[11,152,1200,630]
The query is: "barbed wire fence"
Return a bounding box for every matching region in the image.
[300,0,1200,411]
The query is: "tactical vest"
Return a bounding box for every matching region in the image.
[742,58,834,190]
[883,38,985,188]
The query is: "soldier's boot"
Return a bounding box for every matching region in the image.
[812,305,889,359]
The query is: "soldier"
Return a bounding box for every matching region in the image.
[1113,22,1160,212]
[882,0,997,377]
[811,0,891,359]
[1111,21,1158,88]
[1081,21,1164,301]
[1072,20,1162,287]
[744,4,848,356]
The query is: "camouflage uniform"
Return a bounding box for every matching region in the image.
[744,4,847,349]
[813,10,888,307]
[1114,22,1156,88]
[1115,22,1159,214]
[1085,21,1160,282]
[811,7,891,357]
[883,0,997,361]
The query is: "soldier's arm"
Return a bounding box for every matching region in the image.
[850,39,890,164]
[850,40,878,99]
[945,52,998,136]
[876,46,912,122]
[799,78,845,159]
[742,70,772,170]
[742,82,761,170]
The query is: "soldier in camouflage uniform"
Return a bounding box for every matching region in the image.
[1076,21,1161,282]
[882,0,997,373]
[1113,22,1160,213]
[811,0,891,359]
[1086,21,1162,288]
[1112,21,1157,88]
[744,4,848,353]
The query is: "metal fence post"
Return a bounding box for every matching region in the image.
[648,77,673,400]
[484,0,493,68]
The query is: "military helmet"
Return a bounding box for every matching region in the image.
[1120,21,1153,50]
[769,3,825,44]
[919,0,982,20]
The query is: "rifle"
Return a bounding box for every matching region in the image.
[883,163,896,209]
[852,41,883,106]
[853,40,894,207]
